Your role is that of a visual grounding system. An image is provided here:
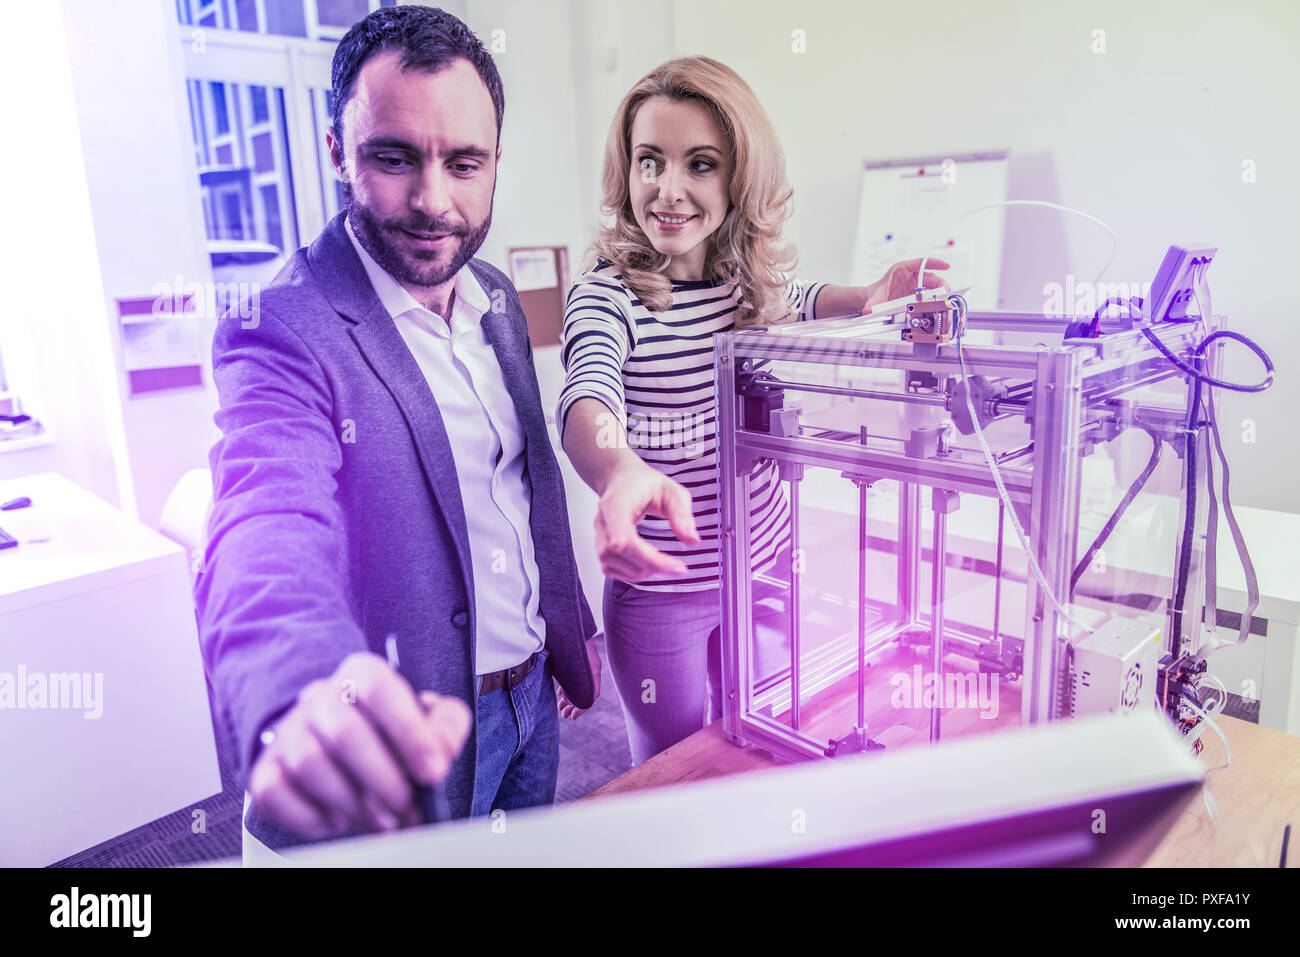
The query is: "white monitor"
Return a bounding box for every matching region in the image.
[276,711,1203,868]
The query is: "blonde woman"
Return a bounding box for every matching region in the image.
[556,56,948,764]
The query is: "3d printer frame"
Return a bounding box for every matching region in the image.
[715,308,1225,762]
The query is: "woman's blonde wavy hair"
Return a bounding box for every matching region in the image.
[592,56,798,327]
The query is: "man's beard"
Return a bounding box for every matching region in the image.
[343,178,492,289]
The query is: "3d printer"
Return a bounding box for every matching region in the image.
[715,244,1273,763]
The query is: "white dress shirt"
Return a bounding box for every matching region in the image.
[346,218,545,674]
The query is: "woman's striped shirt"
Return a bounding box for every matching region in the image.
[557,261,825,592]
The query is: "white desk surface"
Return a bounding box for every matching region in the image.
[796,462,1299,623]
[0,472,183,614]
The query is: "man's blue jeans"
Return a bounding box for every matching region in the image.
[469,648,559,816]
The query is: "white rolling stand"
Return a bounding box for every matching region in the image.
[0,472,220,866]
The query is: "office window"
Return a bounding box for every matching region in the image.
[312,88,345,221]
[186,79,298,252]
[260,184,285,251]
[249,84,269,123]
[315,0,373,34]
[209,81,229,135]
[176,0,395,41]
[219,190,245,239]
[174,0,393,281]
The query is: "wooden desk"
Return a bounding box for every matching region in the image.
[587,714,1300,867]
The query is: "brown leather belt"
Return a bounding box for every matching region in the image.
[478,651,541,697]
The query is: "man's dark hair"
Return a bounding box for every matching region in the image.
[330,6,505,151]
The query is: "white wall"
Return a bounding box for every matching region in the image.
[452,0,677,275]
[0,3,131,507]
[567,0,677,269]
[456,0,591,275]
[14,0,1292,537]
[667,0,1299,514]
[60,0,221,527]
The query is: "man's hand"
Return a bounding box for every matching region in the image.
[557,637,602,719]
[861,257,951,314]
[595,460,700,582]
[247,651,472,840]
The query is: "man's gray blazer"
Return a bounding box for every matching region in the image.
[195,212,597,850]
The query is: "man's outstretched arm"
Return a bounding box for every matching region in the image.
[196,310,468,838]
[197,309,364,786]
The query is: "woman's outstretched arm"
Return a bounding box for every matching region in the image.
[561,398,700,583]
[556,275,701,583]
[807,258,953,318]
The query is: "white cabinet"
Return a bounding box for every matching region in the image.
[0,472,220,866]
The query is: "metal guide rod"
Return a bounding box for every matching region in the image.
[857,426,869,731]
[899,481,921,628]
[750,376,948,407]
[789,476,802,732]
[993,500,1006,643]
[746,371,1039,413]
[930,500,949,744]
